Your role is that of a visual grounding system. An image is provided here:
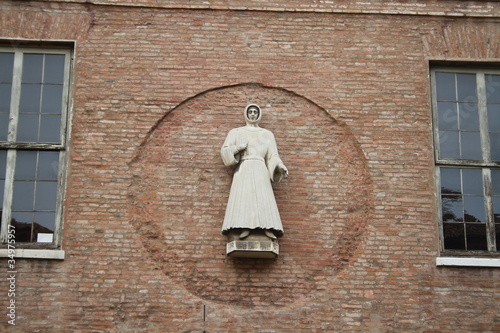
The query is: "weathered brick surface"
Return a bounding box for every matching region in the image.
[0,1,499,332]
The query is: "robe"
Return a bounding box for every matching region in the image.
[221,126,285,235]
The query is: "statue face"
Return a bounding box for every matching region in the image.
[247,107,260,122]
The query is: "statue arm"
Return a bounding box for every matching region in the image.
[266,132,288,182]
[221,128,247,167]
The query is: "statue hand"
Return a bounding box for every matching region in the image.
[278,163,288,178]
[237,142,248,152]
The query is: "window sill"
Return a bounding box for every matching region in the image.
[436,257,500,267]
[0,249,65,260]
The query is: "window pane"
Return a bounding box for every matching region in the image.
[496,224,500,251]
[15,150,37,180]
[436,72,456,101]
[485,74,500,104]
[464,196,485,222]
[439,131,460,159]
[466,224,487,250]
[0,113,8,142]
[460,131,482,160]
[0,150,6,178]
[44,54,65,84]
[459,103,479,131]
[22,54,43,83]
[17,113,39,142]
[441,168,461,194]
[11,211,33,242]
[487,104,500,133]
[0,85,9,141]
[0,150,5,205]
[0,179,4,209]
[456,73,477,102]
[490,135,500,155]
[437,102,458,130]
[39,115,62,143]
[37,151,59,181]
[492,170,500,196]
[443,222,465,250]
[34,181,57,211]
[442,195,463,222]
[490,133,500,162]
[462,169,483,195]
[493,197,500,223]
[41,84,63,114]
[12,180,35,211]
[0,83,12,112]
[34,212,55,233]
[0,52,14,82]
[19,84,41,113]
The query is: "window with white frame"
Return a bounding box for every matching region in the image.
[0,45,71,248]
[432,68,500,255]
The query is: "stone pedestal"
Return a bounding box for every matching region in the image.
[226,230,279,258]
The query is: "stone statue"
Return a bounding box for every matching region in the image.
[221,104,288,243]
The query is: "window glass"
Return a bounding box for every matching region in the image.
[19,84,42,114]
[466,224,487,250]
[485,74,500,104]
[12,180,35,211]
[443,223,465,250]
[17,113,40,142]
[456,73,477,102]
[22,54,43,83]
[41,85,63,114]
[460,132,482,160]
[442,195,463,222]
[441,168,461,194]
[440,167,487,251]
[17,54,65,144]
[0,47,69,246]
[493,170,500,223]
[0,52,14,82]
[486,75,500,162]
[490,133,500,162]
[15,151,37,180]
[10,150,59,242]
[11,211,34,242]
[438,102,458,130]
[37,151,59,180]
[0,53,14,141]
[44,54,65,84]
[439,131,460,159]
[39,115,62,143]
[436,72,456,101]
[459,103,479,131]
[0,150,6,228]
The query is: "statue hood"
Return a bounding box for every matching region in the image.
[244,104,262,125]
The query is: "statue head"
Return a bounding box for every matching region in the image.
[244,104,261,125]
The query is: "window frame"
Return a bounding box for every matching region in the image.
[0,44,72,253]
[431,67,500,259]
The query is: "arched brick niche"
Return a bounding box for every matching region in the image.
[129,83,373,307]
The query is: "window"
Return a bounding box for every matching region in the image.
[0,45,71,251]
[432,68,500,257]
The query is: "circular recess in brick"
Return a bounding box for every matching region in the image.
[129,83,373,307]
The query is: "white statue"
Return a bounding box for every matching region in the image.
[221,104,288,240]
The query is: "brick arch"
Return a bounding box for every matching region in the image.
[128,83,374,307]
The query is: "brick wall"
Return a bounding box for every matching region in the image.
[1,1,499,332]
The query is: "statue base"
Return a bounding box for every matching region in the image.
[226,230,279,258]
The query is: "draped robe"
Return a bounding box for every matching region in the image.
[221,126,285,235]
